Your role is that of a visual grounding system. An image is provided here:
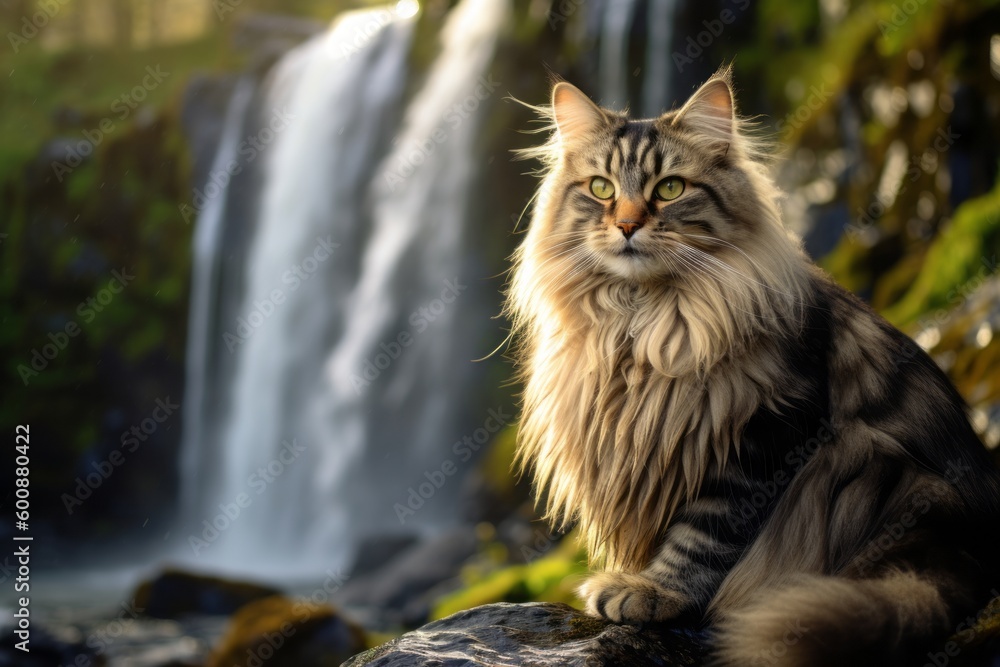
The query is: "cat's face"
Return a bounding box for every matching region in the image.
[541,78,767,283]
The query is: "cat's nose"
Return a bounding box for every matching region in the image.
[616,220,643,240]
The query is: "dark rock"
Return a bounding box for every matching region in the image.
[207,595,366,667]
[338,529,478,629]
[134,568,282,619]
[342,602,709,666]
[348,534,421,579]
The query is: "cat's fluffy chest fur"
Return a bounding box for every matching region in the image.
[518,276,809,570]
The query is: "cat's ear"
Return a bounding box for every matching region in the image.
[671,77,736,155]
[552,82,608,145]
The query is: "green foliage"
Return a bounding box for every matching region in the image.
[883,181,1000,326]
[431,536,588,620]
[0,25,242,530]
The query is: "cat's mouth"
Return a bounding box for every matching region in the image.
[616,245,649,258]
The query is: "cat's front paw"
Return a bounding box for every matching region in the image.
[579,572,688,624]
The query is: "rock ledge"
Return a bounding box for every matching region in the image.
[343,601,708,666]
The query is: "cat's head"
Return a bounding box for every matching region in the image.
[521,71,802,290]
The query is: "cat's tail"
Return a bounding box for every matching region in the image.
[710,570,959,667]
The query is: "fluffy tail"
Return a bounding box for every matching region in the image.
[711,571,955,667]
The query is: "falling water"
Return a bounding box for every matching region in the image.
[641,0,679,116]
[177,0,509,577]
[598,0,640,109]
[178,74,259,522]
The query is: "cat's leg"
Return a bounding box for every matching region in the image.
[580,489,749,624]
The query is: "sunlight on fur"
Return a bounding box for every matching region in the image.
[504,68,1000,666]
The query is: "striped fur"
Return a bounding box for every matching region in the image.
[505,71,1000,665]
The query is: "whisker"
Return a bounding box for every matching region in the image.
[665,247,778,325]
[676,241,798,301]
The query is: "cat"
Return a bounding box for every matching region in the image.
[504,68,1000,666]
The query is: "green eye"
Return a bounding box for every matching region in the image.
[654,177,685,201]
[590,177,615,200]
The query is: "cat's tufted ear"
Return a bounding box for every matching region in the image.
[552,82,608,146]
[671,76,736,156]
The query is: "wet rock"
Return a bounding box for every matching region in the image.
[134,568,282,619]
[207,595,366,667]
[342,602,709,667]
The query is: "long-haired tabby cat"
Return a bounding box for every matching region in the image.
[505,69,1000,666]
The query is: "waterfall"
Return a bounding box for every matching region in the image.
[177,0,509,577]
[321,0,509,542]
[598,0,640,109]
[596,0,678,115]
[178,74,258,522]
[641,0,679,116]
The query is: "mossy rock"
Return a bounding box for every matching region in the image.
[133,568,282,618]
[207,595,366,667]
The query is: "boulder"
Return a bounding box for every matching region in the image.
[208,595,366,667]
[338,529,478,629]
[342,602,709,666]
[346,599,1000,667]
[134,568,282,618]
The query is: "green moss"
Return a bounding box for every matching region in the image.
[482,424,519,489]
[882,181,1000,326]
[431,536,587,620]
